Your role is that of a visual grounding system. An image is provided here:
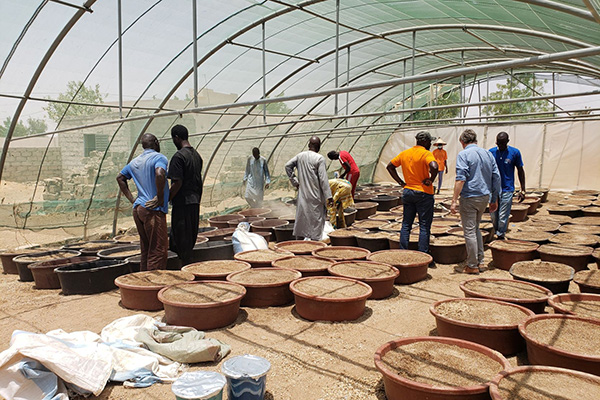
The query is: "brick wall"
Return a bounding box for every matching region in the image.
[3,147,62,182]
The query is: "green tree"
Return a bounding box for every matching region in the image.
[44,81,108,123]
[265,92,292,115]
[413,86,461,123]
[0,117,47,137]
[482,73,552,120]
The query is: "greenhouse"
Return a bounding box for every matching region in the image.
[1,1,600,399]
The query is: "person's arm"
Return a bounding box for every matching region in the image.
[317,157,334,207]
[263,159,271,189]
[145,167,166,209]
[339,161,351,179]
[450,180,465,214]
[169,179,183,201]
[116,173,135,204]
[489,154,501,213]
[423,160,439,186]
[285,156,299,188]
[386,162,405,187]
[243,157,250,183]
[516,165,526,202]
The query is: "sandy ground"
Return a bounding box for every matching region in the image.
[0,192,597,400]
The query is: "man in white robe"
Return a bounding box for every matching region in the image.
[243,147,271,208]
[285,137,333,240]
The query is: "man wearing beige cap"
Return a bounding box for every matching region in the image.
[432,138,448,194]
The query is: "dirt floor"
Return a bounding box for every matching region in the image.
[0,191,597,400]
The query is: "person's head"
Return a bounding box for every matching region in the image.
[252,147,260,159]
[141,133,160,152]
[171,124,189,150]
[433,138,446,150]
[496,131,509,151]
[327,150,339,160]
[459,129,477,148]
[308,136,321,152]
[415,131,434,150]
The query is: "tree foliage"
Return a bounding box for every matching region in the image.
[44,81,108,123]
[482,73,553,120]
[413,86,461,123]
[0,117,48,137]
[265,92,292,115]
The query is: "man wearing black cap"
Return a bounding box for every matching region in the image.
[386,131,439,261]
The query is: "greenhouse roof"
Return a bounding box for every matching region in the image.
[1,0,600,230]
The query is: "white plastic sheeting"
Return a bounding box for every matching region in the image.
[374,121,600,191]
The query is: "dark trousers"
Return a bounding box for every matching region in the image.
[170,203,199,266]
[132,206,168,271]
[399,188,435,253]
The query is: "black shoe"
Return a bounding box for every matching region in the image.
[428,260,437,269]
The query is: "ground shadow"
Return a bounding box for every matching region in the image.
[428,327,438,336]
[374,377,387,400]
[289,305,373,324]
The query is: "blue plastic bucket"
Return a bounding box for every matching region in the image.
[172,371,227,400]
[221,355,271,400]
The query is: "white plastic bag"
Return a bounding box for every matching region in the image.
[320,221,334,241]
[232,222,268,254]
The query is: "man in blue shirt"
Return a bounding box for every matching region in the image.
[451,129,501,274]
[117,133,169,271]
[489,132,526,240]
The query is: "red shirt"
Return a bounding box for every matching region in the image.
[339,151,359,173]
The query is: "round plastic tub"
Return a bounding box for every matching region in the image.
[172,371,227,400]
[221,354,271,400]
[430,297,534,355]
[374,336,510,400]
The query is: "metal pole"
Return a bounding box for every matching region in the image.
[411,30,416,114]
[334,0,340,115]
[509,68,513,115]
[552,72,556,112]
[117,0,123,119]
[346,46,350,121]
[17,89,600,142]
[192,0,198,108]
[402,59,406,121]
[460,50,464,119]
[478,79,482,122]
[262,22,266,123]
[434,82,438,120]
[539,124,546,188]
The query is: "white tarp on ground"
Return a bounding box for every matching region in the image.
[0,314,230,400]
[374,121,600,191]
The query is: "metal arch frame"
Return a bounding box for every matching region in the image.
[515,0,596,21]
[0,1,49,79]
[249,46,600,175]
[199,21,600,163]
[2,2,598,226]
[0,0,98,184]
[109,0,327,233]
[320,51,600,144]
[198,21,600,182]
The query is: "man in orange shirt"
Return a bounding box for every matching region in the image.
[386,131,439,258]
[432,138,448,194]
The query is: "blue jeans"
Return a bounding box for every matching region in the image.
[436,171,444,192]
[459,195,488,268]
[400,188,435,253]
[491,191,514,237]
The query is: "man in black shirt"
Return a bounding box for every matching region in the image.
[168,125,203,266]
